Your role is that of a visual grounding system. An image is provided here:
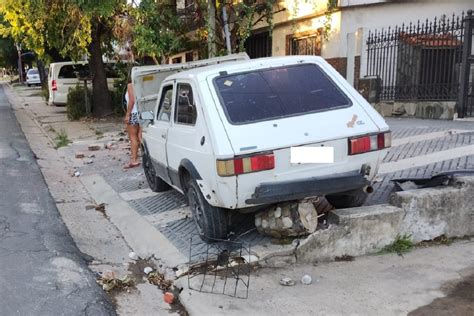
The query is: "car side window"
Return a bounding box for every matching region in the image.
[175,83,197,125]
[157,85,173,122]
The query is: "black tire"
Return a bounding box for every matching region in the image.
[27,84,30,87]
[142,150,169,192]
[187,179,229,241]
[326,188,368,209]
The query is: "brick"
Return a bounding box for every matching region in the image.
[75,152,85,159]
[88,144,101,151]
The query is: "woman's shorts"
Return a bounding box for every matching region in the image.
[128,112,139,126]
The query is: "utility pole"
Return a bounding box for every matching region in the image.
[15,42,23,84]
[207,0,217,57]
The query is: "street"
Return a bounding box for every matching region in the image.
[0,85,115,315]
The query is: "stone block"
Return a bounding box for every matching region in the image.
[297,204,404,263]
[88,144,101,151]
[391,176,474,242]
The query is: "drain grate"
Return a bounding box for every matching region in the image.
[128,190,188,216]
[100,169,149,193]
[158,214,270,258]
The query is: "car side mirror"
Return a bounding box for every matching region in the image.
[140,111,154,126]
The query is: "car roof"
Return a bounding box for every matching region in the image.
[164,55,326,82]
[50,61,88,67]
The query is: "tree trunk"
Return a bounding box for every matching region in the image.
[207,0,217,57]
[88,20,113,117]
[36,59,47,90]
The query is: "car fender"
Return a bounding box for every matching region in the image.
[178,159,202,188]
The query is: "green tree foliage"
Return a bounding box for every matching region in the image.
[0,37,16,69]
[0,14,15,69]
[132,0,189,63]
[0,0,127,117]
[196,0,278,55]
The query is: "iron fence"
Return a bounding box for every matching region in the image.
[366,12,467,102]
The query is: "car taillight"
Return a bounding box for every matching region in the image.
[216,152,275,177]
[349,131,391,155]
[52,80,57,91]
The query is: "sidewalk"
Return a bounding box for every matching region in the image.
[4,83,181,315]
[6,83,474,315]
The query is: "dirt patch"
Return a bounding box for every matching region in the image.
[128,259,188,315]
[409,273,474,316]
[127,258,156,284]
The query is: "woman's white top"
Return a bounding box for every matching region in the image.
[125,91,138,114]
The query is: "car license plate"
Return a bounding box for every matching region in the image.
[290,146,334,164]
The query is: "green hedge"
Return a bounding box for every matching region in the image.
[66,85,91,121]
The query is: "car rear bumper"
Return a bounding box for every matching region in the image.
[245,170,369,205]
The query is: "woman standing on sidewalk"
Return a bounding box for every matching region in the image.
[124,79,141,168]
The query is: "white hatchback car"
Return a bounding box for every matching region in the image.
[136,55,391,241]
[26,68,41,86]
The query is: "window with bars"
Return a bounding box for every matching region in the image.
[286,30,322,56]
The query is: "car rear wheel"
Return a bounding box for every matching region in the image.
[326,188,368,209]
[187,179,228,242]
[142,150,169,192]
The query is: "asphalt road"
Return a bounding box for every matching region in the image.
[0,84,115,315]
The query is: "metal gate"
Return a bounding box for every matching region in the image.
[366,9,474,118]
[458,10,474,118]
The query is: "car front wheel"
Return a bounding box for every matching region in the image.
[142,149,169,192]
[326,188,368,209]
[187,179,229,242]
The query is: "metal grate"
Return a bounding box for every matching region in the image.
[187,237,252,299]
[100,169,149,193]
[159,214,270,258]
[128,191,187,216]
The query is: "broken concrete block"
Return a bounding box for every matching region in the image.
[75,152,85,159]
[88,144,101,151]
[255,200,318,238]
[105,141,118,150]
[279,277,295,286]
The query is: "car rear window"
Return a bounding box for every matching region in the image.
[58,64,89,79]
[28,69,38,75]
[214,64,351,124]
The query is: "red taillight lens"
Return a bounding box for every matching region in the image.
[251,154,274,171]
[217,153,275,177]
[52,80,57,91]
[349,131,391,155]
[349,136,371,155]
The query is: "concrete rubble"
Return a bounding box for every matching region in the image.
[255,200,319,238]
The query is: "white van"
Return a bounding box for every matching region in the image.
[48,61,118,106]
[135,54,391,240]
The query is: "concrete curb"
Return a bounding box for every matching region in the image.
[295,177,474,263]
[81,174,187,267]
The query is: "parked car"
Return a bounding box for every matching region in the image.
[135,54,391,241]
[26,68,41,86]
[47,61,118,106]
